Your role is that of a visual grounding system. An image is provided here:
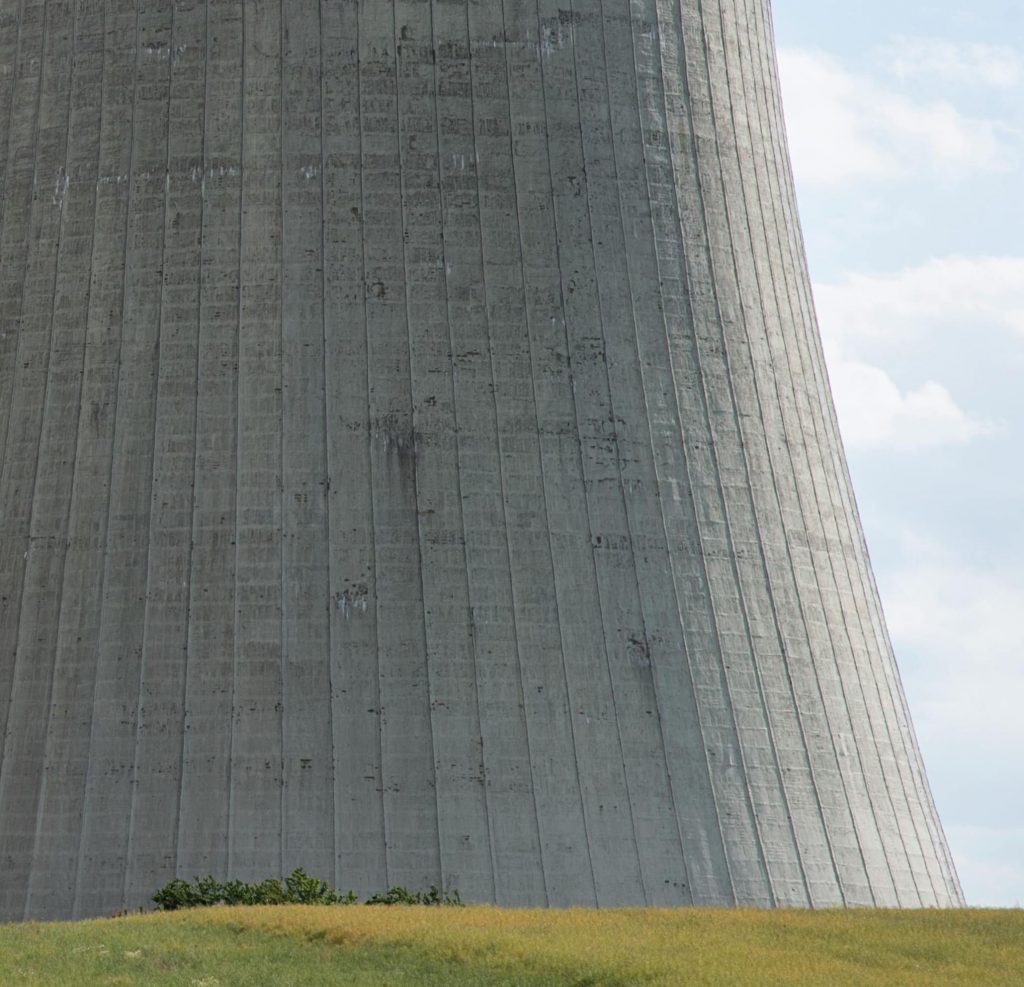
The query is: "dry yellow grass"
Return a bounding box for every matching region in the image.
[191,904,1024,985]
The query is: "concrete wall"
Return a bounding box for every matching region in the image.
[0,0,963,920]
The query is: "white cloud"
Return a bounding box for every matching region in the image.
[884,541,1024,753]
[815,256,1024,347]
[779,49,1013,186]
[946,825,1024,908]
[825,354,993,450]
[880,541,1024,906]
[812,256,1017,451]
[880,38,1024,90]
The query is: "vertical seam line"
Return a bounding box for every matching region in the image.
[614,0,700,903]
[647,0,739,904]
[354,0,388,890]
[566,0,647,903]
[16,0,82,920]
[317,0,338,887]
[277,0,286,880]
[28,0,107,914]
[71,0,140,918]
[598,0,696,901]
[496,0,568,905]
[473,0,548,906]
[228,0,248,880]
[441,1,499,899]
[392,0,445,886]
[0,0,51,779]
[171,0,206,884]
[531,0,600,906]
[0,0,28,471]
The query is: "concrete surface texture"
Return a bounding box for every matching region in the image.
[0,0,964,921]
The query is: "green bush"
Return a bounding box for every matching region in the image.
[152,870,461,911]
[152,869,357,911]
[365,885,462,907]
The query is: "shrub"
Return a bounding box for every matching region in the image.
[152,869,357,911]
[152,870,460,911]
[365,885,462,907]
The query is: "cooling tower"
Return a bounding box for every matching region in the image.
[0,0,963,920]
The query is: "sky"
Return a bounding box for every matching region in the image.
[773,0,1024,907]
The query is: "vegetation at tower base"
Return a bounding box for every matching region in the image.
[151,869,358,910]
[0,0,962,918]
[149,869,462,910]
[3,908,1024,986]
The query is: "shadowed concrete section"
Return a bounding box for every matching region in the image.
[0,0,963,920]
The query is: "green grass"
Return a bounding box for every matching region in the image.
[2,906,1022,986]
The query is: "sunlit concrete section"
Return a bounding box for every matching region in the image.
[0,0,963,920]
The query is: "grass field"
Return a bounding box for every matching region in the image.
[2,905,1022,986]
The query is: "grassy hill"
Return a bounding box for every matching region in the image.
[2,905,1022,985]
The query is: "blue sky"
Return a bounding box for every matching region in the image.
[774,0,1024,906]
